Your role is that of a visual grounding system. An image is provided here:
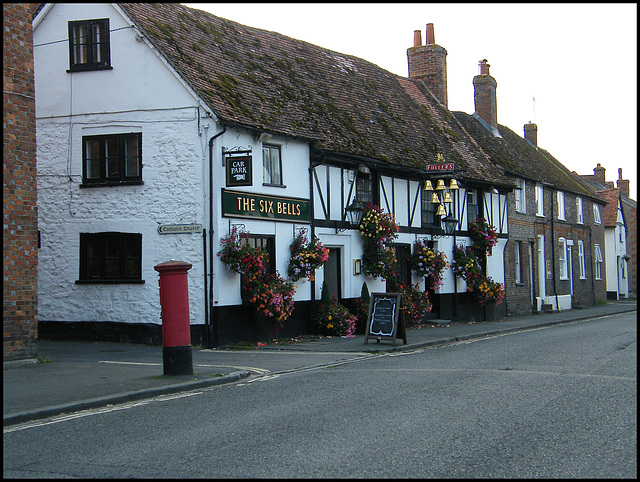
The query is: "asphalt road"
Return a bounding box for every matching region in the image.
[4,312,636,478]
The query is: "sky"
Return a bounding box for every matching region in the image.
[183,3,637,199]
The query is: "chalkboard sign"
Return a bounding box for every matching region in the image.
[364,293,406,346]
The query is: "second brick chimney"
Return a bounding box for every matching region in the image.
[594,163,606,185]
[617,168,630,196]
[473,59,498,131]
[524,122,538,147]
[407,23,448,107]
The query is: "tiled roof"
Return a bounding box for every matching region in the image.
[453,111,604,203]
[597,188,621,226]
[118,3,512,187]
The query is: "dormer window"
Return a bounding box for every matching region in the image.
[68,19,111,72]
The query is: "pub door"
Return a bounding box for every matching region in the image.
[325,247,342,300]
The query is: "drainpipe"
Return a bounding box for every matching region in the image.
[208,126,226,348]
[550,189,559,310]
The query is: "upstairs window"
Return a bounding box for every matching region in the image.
[535,184,544,216]
[68,19,111,71]
[515,178,526,213]
[356,171,374,205]
[467,189,479,226]
[557,191,565,220]
[593,204,601,224]
[82,133,142,186]
[262,144,283,186]
[421,189,438,228]
[576,197,584,224]
[78,232,142,283]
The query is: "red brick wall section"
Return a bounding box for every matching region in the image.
[3,3,38,361]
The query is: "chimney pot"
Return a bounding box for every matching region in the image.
[479,59,490,75]
[618,168,623,179]
[473,59,498,130]
[413,30,422,47]
[426,23,435,45]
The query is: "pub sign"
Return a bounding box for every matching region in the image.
[221,189,310,223]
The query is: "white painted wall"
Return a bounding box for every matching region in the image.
[35,3,210,326]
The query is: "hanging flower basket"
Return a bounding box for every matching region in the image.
[287,231,329,282]
[452,243,504,306]
[468,217,498,254]
[217,227,265,276]
[357,204,400,279]
[410,240,449,291]
[357,204,399,245]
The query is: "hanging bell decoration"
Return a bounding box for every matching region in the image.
[436,203,446,216]
[443,191,453,203]
[423,180,434,191]
[449,179,459,190]
[435,179,446,191]
[431,192,440,204]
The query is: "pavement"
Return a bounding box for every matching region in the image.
[3,299,636,427]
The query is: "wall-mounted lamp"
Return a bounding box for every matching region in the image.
[336,199,366,233]
[358,164,371,175]
[255,132,273,143]
[424,177,459,234]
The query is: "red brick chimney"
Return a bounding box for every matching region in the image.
[617,168,630,196]
[524,122,538,147]
[473,59,498,130]
[594,163,606,185]
[407,23,448,107]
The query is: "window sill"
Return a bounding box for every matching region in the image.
[75,279,145,284]
[535,213,545,218]
[262,183,287,188]
[515,282,526,287]
[80,180,144,188]
[67,65,113,73]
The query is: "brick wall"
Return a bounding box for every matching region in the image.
[504,179,607,315]
[3,4,38,361]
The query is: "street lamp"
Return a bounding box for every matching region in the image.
[336,199,366,233]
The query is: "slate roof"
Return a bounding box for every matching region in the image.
[116,3,513,188]
[453,112,605,204]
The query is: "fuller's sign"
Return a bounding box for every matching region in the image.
[221,189,310,223]
[425,163,455,171]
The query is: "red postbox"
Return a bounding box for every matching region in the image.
[154,260,193,376]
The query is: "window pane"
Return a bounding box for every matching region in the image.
[105,138,120,178]
[262,146,272,184]
[421,191,435,225]
[124,238,141,278]
[72,25,88,64]
[271,147,281,184]
[86,237,104,278]
[85,139,102,179]
[357,175,373,204]
[92,23,102,63]
[125,136,140,177]
[105,238,121,278]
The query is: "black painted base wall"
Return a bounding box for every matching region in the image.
[38,294,507,347]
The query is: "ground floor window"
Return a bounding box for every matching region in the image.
[78,232,142,282]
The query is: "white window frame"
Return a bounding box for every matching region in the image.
[262,143,283,186]
[557,191,565,220]
[535,184,544,217]
[578,241,586,279]
[515,178,526,213]
[593,204,601,224]
[594,244,603,280]
[515,241,522,284]
[558,237,568,279]
[576,197,584,224]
